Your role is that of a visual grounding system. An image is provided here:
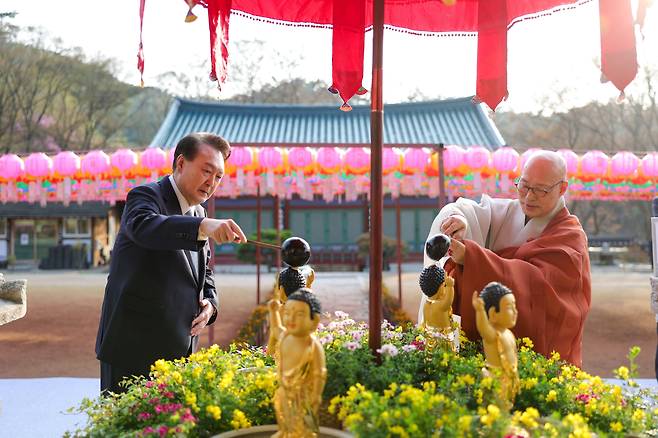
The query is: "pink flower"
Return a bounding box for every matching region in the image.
[351,331,364,341]
[401,344,416,353]
[575,394,591,403]
[343,341,359,351]
[149,397,160,405]
[158,383,167,391]
[164,391,174,399]
[411,340,425,351]
[154,405,163,414]
[143,426,154,435]
[158,425,168,437]
[181,408,197,423]
[138,412,152,421]
[145,381,155,388]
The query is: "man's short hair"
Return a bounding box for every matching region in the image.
[480,282,512,314]
[172,132,231,171]
[287,288,322,320]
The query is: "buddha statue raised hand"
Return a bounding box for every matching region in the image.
[472,282,520,411]
[269,288,327,438]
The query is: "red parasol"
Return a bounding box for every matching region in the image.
[137,0,641,354]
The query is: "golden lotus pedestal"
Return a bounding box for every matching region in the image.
[214,425,353,438]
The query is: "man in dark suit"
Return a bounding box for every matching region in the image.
[95,132,247,394]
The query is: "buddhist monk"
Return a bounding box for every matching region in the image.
[420,150,591,367]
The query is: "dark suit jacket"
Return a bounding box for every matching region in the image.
[95,176,218,374]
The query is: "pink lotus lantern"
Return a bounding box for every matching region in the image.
[288,147,315,175]
[258,147,285,173]
[54,151,80,178]
[464,146,492,194]
[141,148,167,181]
[382,148,401,175]
[258,147,285,193]
[345,147,370,175]
[557,149,580,178]
[402,148,429,174]
[640,152,658,181]
[111,149,139,175]
[0,154,25,181]
[442,145,467,175]
[464,146,491,172]
[225,146,255,190]
[317,147,342,174]
[54,151,80,206]
[0,154,25,203]
[492,147,520,193]
[111,149,139,199]
[520,148,541,172]
[228,147,254,170]
[580,150,610,181]
[492,147,519,174]
[25,153,53,206]
[610,151,639,181]
[24,153,53,179]
[82,150,111,176]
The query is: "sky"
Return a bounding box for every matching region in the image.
[8,0,658,113]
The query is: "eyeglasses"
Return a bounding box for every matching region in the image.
[514,179,565,198]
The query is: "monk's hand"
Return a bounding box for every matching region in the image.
[200,218,247,244]
[472,291,485,312]
[441,215,467,240]
[448,238,465,265]
[191,299,214,336]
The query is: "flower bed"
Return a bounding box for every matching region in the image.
[67,313,658,437]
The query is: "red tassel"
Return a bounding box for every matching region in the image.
[599,0,638,95]
[137,0,146,87]
[206,0,232,87]
[475,0,508,111]
[331,0,366,106]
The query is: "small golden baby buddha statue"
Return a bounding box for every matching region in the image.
[472,282,520,411]
[268,288,327,438]
[268,237,315,356]
[419,233,459,351]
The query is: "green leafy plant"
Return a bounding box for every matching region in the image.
[69,314,658,437]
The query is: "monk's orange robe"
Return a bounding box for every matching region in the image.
[446,207,591,367]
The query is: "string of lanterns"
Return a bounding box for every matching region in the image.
[1,146,657,205]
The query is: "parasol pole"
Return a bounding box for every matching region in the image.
[369,0,385,357]
[256,183,261,306]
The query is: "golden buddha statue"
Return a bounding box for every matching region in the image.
[268,288,327,438]
[420,274,455,331]
[419,263,459,351]
[472,282,520,411]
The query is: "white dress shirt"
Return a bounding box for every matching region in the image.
[169,175,207,241]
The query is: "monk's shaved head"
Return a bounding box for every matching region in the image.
[518,150,568,219]
[523,150,567,182]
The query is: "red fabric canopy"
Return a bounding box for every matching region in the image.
[138,0,638,111]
